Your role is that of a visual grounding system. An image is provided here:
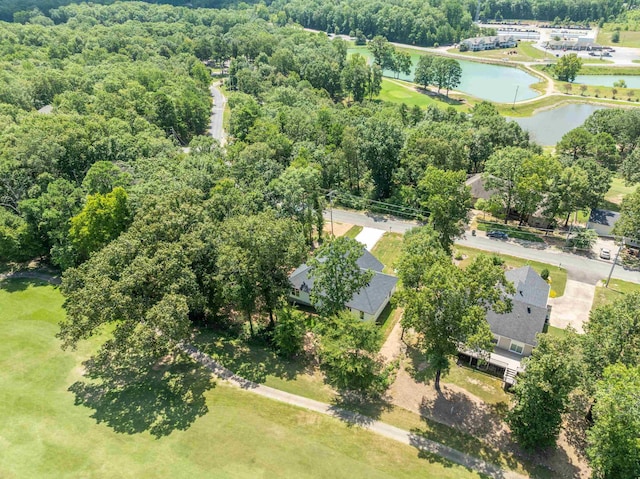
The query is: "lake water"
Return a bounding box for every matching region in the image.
[574,74,640,89]
[508,103,608,146]
[349,48,541,103]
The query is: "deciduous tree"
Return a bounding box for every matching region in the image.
[309,237,373,318]
[507,332,582,450]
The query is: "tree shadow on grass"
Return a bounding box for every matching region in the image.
[69,350,215,438]
[0,276,60,292]
[328,391,394,427]
[192,328,309,385]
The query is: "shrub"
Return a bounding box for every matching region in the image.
[491,254,505,266]
[273,307,307,357]
[540,268,550,280]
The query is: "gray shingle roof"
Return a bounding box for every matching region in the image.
[486,266,550,346]
[289,248,396,315]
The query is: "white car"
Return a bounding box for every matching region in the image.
[600,248,611,260]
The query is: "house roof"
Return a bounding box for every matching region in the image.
[486,266,550,346]
[466,174,497,201]
[589,208,620,236]
[37,104,53,114]
[289,248,396,315]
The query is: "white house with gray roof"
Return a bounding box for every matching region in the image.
[487,266,551,358]
[288,248,398,322]
[461,266,551,385]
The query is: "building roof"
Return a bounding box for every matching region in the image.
[37,104,53,114]
[486,266,550,346]
[589,208,620,236]
[289,248,396,315]
[466,174,497,201]
[462,35,515,44]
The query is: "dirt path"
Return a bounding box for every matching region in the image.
[180,343,528,479]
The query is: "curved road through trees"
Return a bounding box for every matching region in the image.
[209,82,227,145]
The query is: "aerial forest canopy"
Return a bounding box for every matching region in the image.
[5,0,633,45]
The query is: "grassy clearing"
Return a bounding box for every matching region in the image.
[605,177,638,207]
[448,43,544,63]
[371,232,404,275]
[578,65,640,75]
[543,324,569,338]
[476,221,544,243]
[343,224,363,239]
[444,364,511,405]
[376,303,403,341]
[592,278,640,310]
[453,245,567,297]
[378,78,470,110]
[597,28,640,48]
[0,278,491,479]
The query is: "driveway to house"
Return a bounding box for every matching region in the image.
[354,227,386,251]
[548,280,596,333]
[181,343,527,479]
[209,82,226,144]
[324,208,640,284]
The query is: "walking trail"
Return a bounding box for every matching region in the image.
[180,343,527,479]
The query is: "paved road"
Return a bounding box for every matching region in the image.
[325,208,640,284]
[181,343,527,479]
[209,83,226,144]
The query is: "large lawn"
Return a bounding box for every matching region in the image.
[597,28,640,48]
[377,78,470,110]
[604,177,637,210]
[0,278,487,479]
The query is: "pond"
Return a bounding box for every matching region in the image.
[574,74,640,89]
[507,103,608,146]
[348,48,541,103]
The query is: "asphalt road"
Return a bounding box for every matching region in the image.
[324,208,640,284]
[209,83,226,143]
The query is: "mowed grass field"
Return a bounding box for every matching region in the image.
[0,278,485,479]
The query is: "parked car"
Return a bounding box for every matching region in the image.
[487,230,509,239]
[600,248,611,260]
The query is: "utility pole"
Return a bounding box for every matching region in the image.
[605,237,624,288]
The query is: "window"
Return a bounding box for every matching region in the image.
[291,288,300,297]
[360,311,365,320]
[491,335,499,345]
[509,340,524,355]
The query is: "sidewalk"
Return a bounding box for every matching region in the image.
[180,343,527,479]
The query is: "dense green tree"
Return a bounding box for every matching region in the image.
[359,116,404,199]
[392,50,412,79]
[484,147,534,223]
[587,363,640,479]
[582,292,640,388]
[216,212,306,334]
[553,53,583,82]
[69,187,131,263]
[417,166,471,253]
[272,307,308,358]
[507,332,582,450]
[82,161,132,195]
[399,250,513,391]
[613,188,640,240]
[367,36,395,70]
[309,237,373,318]
[341,54,370,102]
[414,55,434,90]
[318,311,392,397]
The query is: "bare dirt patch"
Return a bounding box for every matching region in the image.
[322,221,353,237]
